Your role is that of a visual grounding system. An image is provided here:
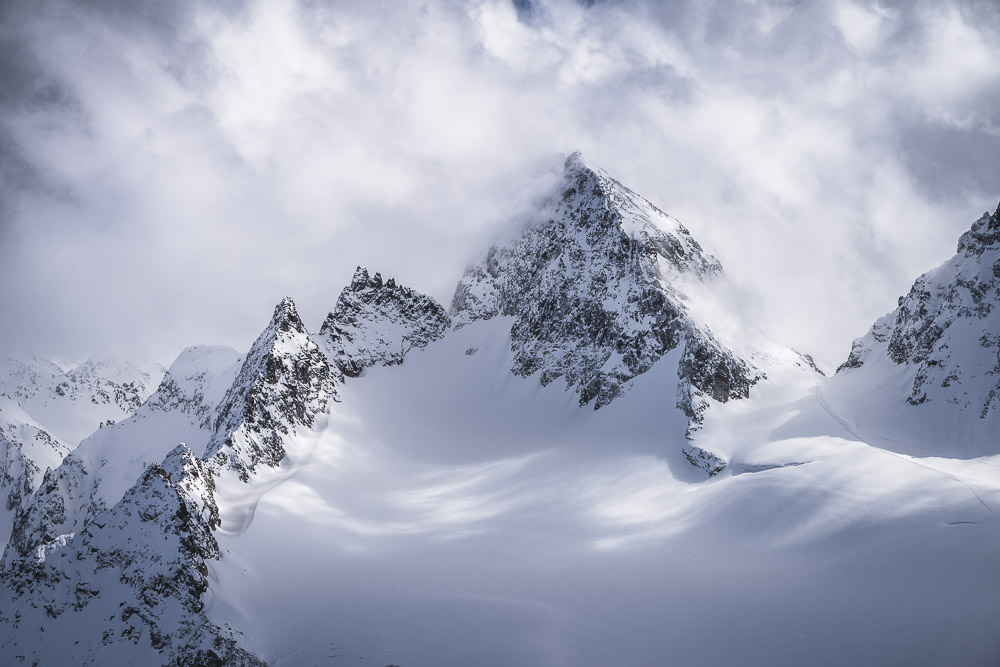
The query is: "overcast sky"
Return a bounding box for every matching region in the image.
[1,0,998,370]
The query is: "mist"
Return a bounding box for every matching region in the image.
[1,0,998,370]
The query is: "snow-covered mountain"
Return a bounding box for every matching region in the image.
[0,397,69,544]
[4,346,243,561]
[452,153,811,431]
[206,298,339,482]
[0,354,165,446]
[318,266,451,377]
[824,203,1000,457]
[2,155,1000,666]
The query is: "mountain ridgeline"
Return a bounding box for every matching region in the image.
[2,153,996,665]
[0,153,772,664]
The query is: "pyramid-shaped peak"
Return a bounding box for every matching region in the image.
[563,151,606,178]
[270,296,306,334]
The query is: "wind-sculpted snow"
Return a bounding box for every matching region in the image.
[838,204,1000,426]
[4,346,242,559]
[206,298,339,481]
[0,444,265,666]
[452,152,762,418]
[318,267,450,377]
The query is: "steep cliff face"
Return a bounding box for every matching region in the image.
[838,204,1000,417]
[206,298,339,481]
[0,444,265,666]
[0,398,69,542]
[451,152,762,419]
[317,267,451,377]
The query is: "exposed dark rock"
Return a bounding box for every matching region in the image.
[206,298,339,481]
[318,267,450,377]
[452,152,761,420]
[837,205,1000,416]
[682,446,727,477]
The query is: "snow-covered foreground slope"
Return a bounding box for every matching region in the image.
[199,315,1000,666]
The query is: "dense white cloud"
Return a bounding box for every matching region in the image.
[1,0,998,369]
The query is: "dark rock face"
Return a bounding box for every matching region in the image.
[683,446,727,477]
[837,204,1000,416]
[6,456,89,561]
[451,152,761,418]
[206,298,339,481]
[5,346,243,567]
[318,267,451,377]
[0,405,68,520]
[0,444,266,666]
[677,331,760,430]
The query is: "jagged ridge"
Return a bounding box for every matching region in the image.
[318,267,451,377]
[206,298,339,481]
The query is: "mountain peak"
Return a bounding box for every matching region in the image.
[564,151,598,175]
[206,297,338,480]
[836,204,1000,446]
[452,154,754,413]
[271,296,306,334]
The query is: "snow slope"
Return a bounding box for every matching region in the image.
[202,314,1000,666]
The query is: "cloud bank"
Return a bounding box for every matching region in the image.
[1,0,998,369]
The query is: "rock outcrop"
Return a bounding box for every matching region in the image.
[838,203,1000,417]
[206,298,339,481]
[318,267,450,377]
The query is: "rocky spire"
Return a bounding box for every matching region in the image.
[205,297,339,481]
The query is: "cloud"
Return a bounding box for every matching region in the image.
[0,0,998,370]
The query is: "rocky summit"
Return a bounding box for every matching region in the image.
[318,266,451,378]
[452,152,762,421]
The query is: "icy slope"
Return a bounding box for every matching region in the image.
[827,203,1000,456]
[0,353,165,446]
[452,152,801,429]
